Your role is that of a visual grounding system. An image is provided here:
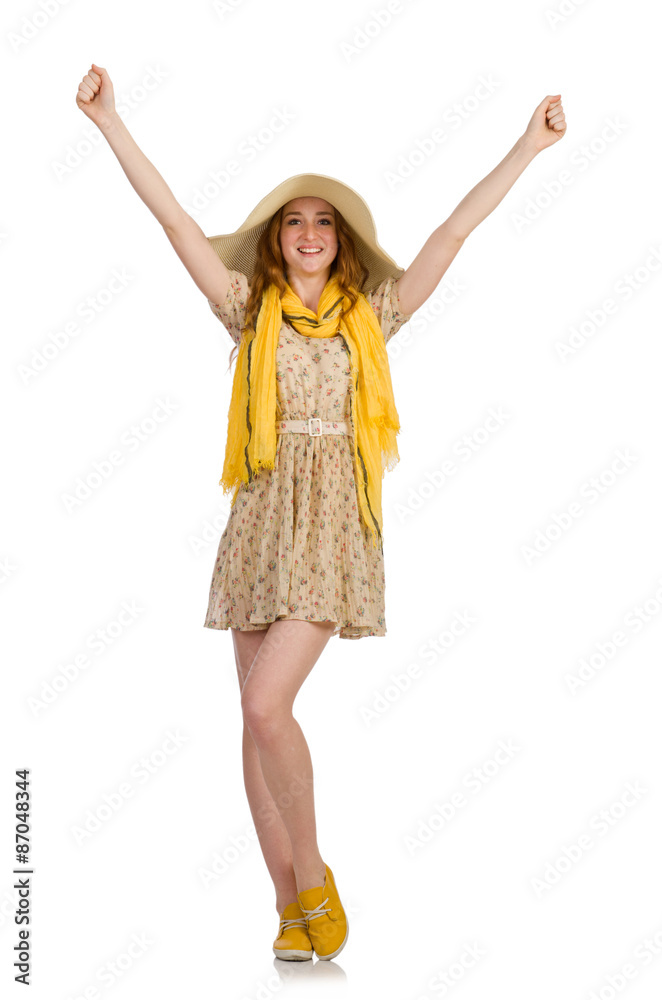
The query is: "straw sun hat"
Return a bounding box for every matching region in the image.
[206,172,404,292]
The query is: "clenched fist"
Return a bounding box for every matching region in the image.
[523,94,567,152]
[75,64,117,128]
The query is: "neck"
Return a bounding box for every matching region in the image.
[286,268,332,313]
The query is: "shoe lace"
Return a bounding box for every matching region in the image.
[298,896,331,923]
[279,915,308,931]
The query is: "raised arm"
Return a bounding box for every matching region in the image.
[75,63,231,306]
[394,94,567,317]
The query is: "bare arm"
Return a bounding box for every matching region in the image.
[395,95,567,317]
[76,64,231,305]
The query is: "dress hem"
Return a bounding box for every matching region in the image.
[203,617,385,640]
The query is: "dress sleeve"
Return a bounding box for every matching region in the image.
[207,269,250,347]
[364,276,414,345]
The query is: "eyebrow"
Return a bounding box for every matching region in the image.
[282,210,334,219]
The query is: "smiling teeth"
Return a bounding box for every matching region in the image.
[298,248,322,253]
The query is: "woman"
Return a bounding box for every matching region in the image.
[76,64,566,962]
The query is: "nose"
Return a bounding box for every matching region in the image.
[302,219,318,241]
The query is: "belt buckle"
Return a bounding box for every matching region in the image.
[308,417,323,437]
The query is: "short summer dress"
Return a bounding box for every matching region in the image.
[203,270,413,639]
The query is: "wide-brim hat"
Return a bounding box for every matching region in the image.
[206,172,404,292]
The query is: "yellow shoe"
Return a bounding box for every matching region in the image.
[272,900,313,961]
[297,862,349,961]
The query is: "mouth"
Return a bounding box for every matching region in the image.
[297,247,323,255]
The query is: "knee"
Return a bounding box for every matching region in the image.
[241,692,289,747]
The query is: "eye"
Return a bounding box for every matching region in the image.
[285,218,333,226]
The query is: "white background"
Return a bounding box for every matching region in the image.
[2,0,662,998]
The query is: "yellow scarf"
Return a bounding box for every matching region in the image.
[219,274,400,548]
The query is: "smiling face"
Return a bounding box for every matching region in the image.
[278,196,339,281]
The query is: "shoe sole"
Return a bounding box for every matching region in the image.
[273,947,313,961]
[314,915,349,961]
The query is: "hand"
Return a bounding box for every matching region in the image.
[75,64,117,127]
[523,94,567,152]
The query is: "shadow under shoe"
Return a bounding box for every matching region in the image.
[272,900,314,961]
[296,862,349,961]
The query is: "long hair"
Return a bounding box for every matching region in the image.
[224,205,369,372]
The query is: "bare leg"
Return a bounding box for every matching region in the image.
[232,626,296,912]
[231,619,336,912]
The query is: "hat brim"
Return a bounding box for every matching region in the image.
[206,173,404,292]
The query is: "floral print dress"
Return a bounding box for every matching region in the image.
[203,270,412,639]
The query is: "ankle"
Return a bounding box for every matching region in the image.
[276,895,298,914]
[274,866,299,914]
[294,858,326,894]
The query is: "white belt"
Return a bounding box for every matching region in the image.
[276,418,350,437]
